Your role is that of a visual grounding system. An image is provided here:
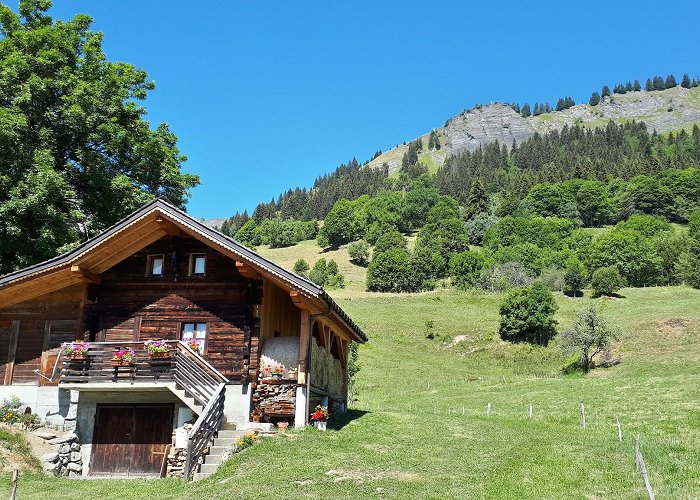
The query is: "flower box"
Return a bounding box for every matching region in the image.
[149,351,172,359]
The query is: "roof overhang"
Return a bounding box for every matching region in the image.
[0,198,367,343]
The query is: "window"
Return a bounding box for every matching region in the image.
[189,254,206,276]
[146,254,165,276]
[181,323,207,351]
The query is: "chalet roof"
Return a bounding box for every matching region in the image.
[0,198,367,343]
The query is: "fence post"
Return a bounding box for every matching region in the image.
[528,404,533,419]
[9,469,17,500]
[615,415,622,442]
[486,402,491,417]
[636,434,655,500]
[580,402,586,430]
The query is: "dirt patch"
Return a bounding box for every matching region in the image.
[657,318,691,336]
[325,469,420,483]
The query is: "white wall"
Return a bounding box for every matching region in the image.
[222,383,251,426]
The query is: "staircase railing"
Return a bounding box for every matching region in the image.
[184,382,226,480]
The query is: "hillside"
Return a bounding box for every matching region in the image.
[368,86,700,175]
[5,238,700,498]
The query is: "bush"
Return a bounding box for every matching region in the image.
[499,283,559,345]
[449,251,484,288]
[293,259,310,276]
[537,266,566,291]
[0,397,38,428]
[348,240,370,266]
[366,248,421,292]
[477,262,533,292]
[590,266,626,297]
[318,199,355,248]
[308,259,345,288]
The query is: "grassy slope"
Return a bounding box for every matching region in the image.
[4,240,700,499]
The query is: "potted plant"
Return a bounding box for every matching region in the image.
[260,365,272,379]
[276,421,289,430]
[111,348,136,366]
[65,341,89,360]
[250,406,263,423]
[272,364,285,379]
[144,339,171,359]
[311,405,329,431]
[287,367,298,379]
[186,339,201,353]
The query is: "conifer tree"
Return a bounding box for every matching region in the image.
[653,76,665,90]
[625,81,633,92]
[645,78,653,91]
[601,85,610,97]
[533,103,540,116]
[466,179,490,218]
[665,74,677,89]
[521,103,531,118]
[633,79,641,91]
[589,92,601,106]
[681,74,691,89]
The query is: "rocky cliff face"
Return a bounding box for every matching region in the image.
[368,86,700,174]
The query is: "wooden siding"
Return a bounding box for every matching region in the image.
[260,279,301,341]
[86,236,262,381]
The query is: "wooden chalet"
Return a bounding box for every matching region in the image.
[0,198,366,478]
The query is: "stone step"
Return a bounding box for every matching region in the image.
[199,463,219,474]
[193,472,210,481]
[204,454,223,465]
[220,422,237,430]
[212,437,236,447]
[208,445,228,456]
[217,429,246,439]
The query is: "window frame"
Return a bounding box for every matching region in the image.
[146,254,165,277]
[188,253,207,276]
[180,322,208,353]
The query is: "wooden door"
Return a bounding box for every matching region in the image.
[91,405,173,475]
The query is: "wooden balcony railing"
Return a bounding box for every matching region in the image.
[60,340,230,480]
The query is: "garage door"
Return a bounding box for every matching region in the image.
[91,404,173,475]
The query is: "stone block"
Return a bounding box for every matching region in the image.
[41,452,59,462]
[70,442,80,451]
[58,444,70,454]
[33,430,57,440]
[67,462,82,472]
[68,470,80,478]
[48,433,77,445]
[70,452,81,462]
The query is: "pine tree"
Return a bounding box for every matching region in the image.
[625,81,633,92]
[665,74,677,89]
[681,73,691,89]
[521,103,531,118]
[645,78,653,91]
[533,103,541,116]
[653,76,665,90]
[589,92,600,106]
[466,179,490,218]
[633,79,641,91]
[556,98,565,111]
[601,85,611,97]
[543,102,552,113]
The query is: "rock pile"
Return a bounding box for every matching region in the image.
[41,432,82,477]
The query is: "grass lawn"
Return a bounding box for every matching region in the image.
[2,246,699,498]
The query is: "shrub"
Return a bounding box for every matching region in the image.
[590,266,626,297]
[366,248,421,292]
[537,266,566,291]
[0,397,38,428]
[449,251,484,288]
[318,199,355,248]
[293,259,310,276]
[587,228,663,286]
[348,240,370,266]
[477,262,533,292]
[499,283,558,345]
[308,259,344,288]
[615,214,671,238]
[674,251,700,288]
[560,307,620,372]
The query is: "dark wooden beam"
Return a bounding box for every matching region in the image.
[155,215,184,237]
[70,265,102,284]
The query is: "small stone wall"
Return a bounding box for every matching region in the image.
[166,447,188,478]
[42,432,82,477]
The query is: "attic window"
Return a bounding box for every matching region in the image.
[189,254,206,275]
[147,254,165,276]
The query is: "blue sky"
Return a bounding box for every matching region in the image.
[46,0,700,218]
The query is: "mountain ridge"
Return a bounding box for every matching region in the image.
[367,86,700,175]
